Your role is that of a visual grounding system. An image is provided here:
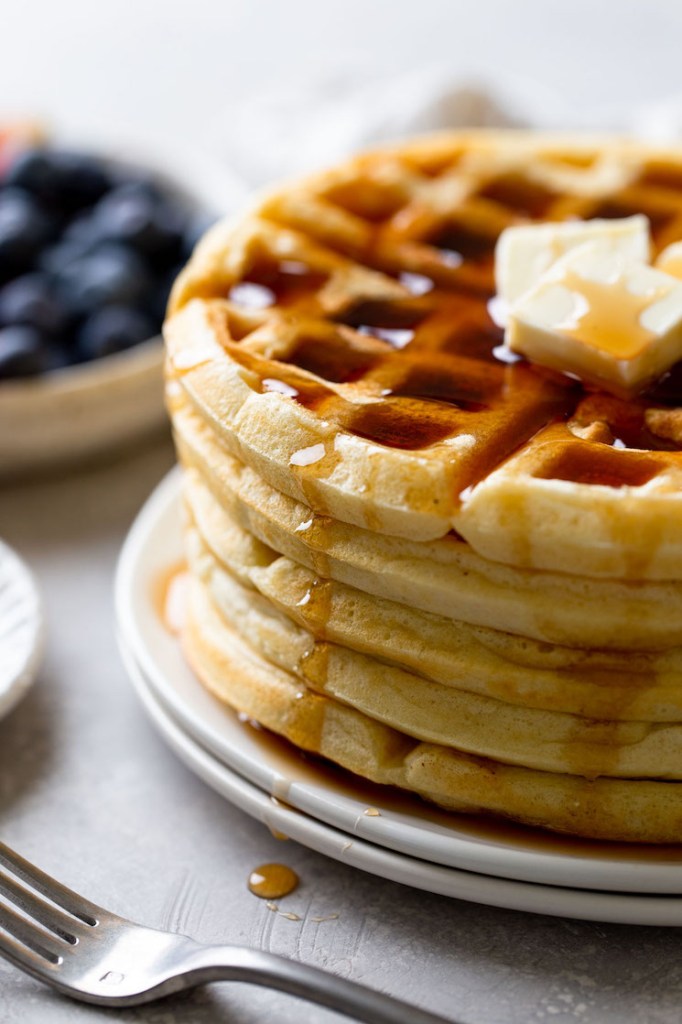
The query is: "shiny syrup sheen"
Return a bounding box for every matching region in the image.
[221,169,682,478]
[247,862,299,899]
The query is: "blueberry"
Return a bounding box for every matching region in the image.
[3,149,60,200]
[91,184,185,267]
[0,324,50,378]
[78,305,155,359]
[39,238,91,277]
[55,244,151,316]
[47,214,105,268]
[0,272,70,335]
[108,174,164,204]
[3,147,111,212]
[61,212,99,246]
[0,188,54,281]
[50,150,111,209]
[47,340,79,370]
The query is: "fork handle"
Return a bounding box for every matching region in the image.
[183,944,455,1024]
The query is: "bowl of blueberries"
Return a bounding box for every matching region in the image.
[0,126,241,476]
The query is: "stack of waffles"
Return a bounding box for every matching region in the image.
[164,132,682,843]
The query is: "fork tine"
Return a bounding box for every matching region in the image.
[0,902,64,966]
[0,844,99,926]
[0,870,80,945]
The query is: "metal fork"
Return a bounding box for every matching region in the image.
[0,842,455,1023]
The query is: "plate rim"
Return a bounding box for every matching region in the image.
[123,639,682,927]
[0,538,44,720]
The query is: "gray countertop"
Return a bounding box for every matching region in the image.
[1,434,681,1024]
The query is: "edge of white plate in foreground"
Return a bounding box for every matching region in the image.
[0,539,44,720]
[123,640,682,927]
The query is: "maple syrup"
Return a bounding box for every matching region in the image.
[538,441,662,490]
[385,362,494,411]
[478,172,557,218]
[247,863,299,899]
[560,270,669,360]
[228,260,328,310]
[589,196,673,238]
[218,253,588,463]
[428,223,496,264]
[152,561,188,635]
[286,333,380,383]
[337,297,429,331]
[345,397,461,450]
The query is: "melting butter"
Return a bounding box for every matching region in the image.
[507,240,682,395]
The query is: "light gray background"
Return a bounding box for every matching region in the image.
[5,0,682,147]
[5,1,682,1020]
[2,437,682,1023]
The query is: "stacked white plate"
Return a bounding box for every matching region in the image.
[0,539,44,719]
[115,470,682,927]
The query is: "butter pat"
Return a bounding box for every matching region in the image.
[495,215,650,306]
[656,241,682,280]
[506,242,682,396]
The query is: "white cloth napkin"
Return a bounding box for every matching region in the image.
[211,66,682,192]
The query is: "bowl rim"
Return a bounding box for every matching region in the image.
[0,130,245,397]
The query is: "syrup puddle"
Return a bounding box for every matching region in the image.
[248,863,299,900]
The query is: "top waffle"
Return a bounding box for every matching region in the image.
[166,131,682,580]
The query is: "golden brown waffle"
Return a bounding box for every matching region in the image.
[185,519,682,779]
[181,467,682,724]
[165,131,682,842]
[183,572,682,843]
[168,131,682,577]
[172,394,682,651]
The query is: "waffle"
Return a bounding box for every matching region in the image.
[183,570,682,843]
[181,469,682,724]
[165,130,682,842]
[173,394,682,652]
[167,131,682,578]
[185,517,682,780]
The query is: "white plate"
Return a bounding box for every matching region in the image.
[115,470,682,898]
[0,134,246,478]
[0,539,44,718]
[123,639,682,927]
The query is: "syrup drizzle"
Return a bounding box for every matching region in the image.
[202,165,682,494]
[228,260,328,310]
[559,269,670,359]
[166,170,682,498]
